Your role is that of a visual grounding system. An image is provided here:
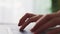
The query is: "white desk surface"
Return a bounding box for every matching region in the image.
[0,23,36,34]
[0,23,56,34]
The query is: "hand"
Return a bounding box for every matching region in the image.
[18,10,60,34]
[33,14,60,34]
[18,13,36,26]
[18,13,43,31]
[31,11,60,34]
[20,15,43,31]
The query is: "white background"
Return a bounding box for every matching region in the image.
[0,0,51,24]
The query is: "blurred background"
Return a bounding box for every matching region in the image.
[0,0,59,24]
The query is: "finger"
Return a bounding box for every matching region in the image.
[20,15,42,31]
[31,13,60,32]
[46,27,60,34]
[31,14,52,32]
[20,19,31,31]
[29,15,43,22]
[18,13,36,26]
[34,17,60,34]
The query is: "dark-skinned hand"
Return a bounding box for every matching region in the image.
[18,10,60,34]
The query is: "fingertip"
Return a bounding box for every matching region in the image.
[19,28,24,31]
[30,29,32,32]
[18,23,21,26]
[30,28,35,32]
[19,28,25,32]
[34,32,37,34]
[18,24,20,26]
